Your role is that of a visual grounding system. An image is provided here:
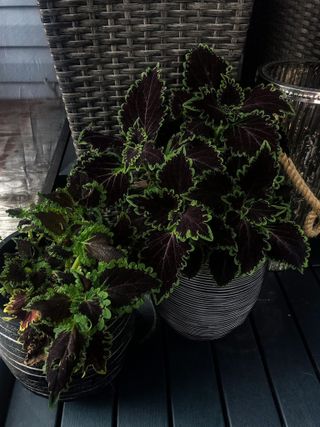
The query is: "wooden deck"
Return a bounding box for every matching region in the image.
[1,256,320,427]
[1,128,320,427]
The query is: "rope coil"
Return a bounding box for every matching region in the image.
[279,152,320,237]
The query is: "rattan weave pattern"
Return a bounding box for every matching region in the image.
[263,0,320,63]
[38,1,254,141]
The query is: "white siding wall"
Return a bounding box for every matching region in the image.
[0,0,59,98]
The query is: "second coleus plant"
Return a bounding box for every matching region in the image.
[76,44,310,301]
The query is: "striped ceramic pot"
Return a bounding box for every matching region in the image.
[158,263,265,340]
[0,234,134,401]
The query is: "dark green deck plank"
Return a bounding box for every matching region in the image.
[278,269,320,374]
[61,389,114,427]
[213,319,281,427]
[0,360,14,426]
[252,272,320,427]
[4,382,57,427]
[117,326,168,427]
[166,327,225,427]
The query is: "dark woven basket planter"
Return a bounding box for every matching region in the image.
[38,0,254,141]
[260,61,320,228]
[261,0,320,63]
[158,263,265,340]
[0,234,134,401]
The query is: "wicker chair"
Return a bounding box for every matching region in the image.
[38,1,254,141]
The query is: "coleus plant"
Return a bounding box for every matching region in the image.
[0,179,160,403]
[74,44,310,302]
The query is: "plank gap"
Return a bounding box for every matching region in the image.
[249,313,286,427]
[211,343,231,427]
[275,272,320,383]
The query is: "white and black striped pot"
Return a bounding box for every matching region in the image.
[158,263,265,341]
[0,234,134,401]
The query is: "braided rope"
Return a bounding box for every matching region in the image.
[279,152,320,237]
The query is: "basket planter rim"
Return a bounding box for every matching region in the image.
[260,61,320,98]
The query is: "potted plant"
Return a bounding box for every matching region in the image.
[0,173,160,403]
[74,45,310,340]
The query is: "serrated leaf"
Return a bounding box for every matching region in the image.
[224,114,279,156]
[79,130,123,152]
[85,331,112,374]
[29,295,71,322]
[185,138,222,174]
[218,78,244,107]
[209,248,239,286]
[159,153,193,194]
[141,231,191,298]
[15,239,33,258]
[47,327,83,403]
[246,199,280,225]
[237,145,279,197]
[191,172,233,209]
[189,89,226,125]
[184,45,229,90]
[181,247,203,279]
[120,68,165,139]
[242,85,293,117]
[140,143,164,166]
[86,234,122,263]
[234,219,267,275]
[209,216,236,249]
[170,88,190,119]
[176,205,212,241]
[79,300,102,327]
[35,212,66,235]
[42,191,74,208]
[135,191,178,227]
[183,117,214,140]
[20,327,49,367]
[266,222,309,269]
[101,267,159,308]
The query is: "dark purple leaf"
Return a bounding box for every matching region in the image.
[35,212,66,235]
[42,191,74,208]
[185,139,222,173]
[140,143,164,166]
[224,114,279,156]
[218,79,243,106]
[190,90,226,124]
[85,331,111,374]
[86,234,122,263]
[79,130,123,153]
[15,239,33,258]
[181,247,203,279]
[47,327,83,403]
[238,146,279,197]
[191,172,233,209]
[235,219,267,274]
[266,222,309,268]
[159,153,193,194]
[105,172,130,204]
[141,231,191,298]
[30,269,48,286]
[170,89,190,119]
[209,216,236,249]
[155,118,182,147]
[184,45,229,90]
[111,214,136,247]
[183,117,214,140]
[136,191,178,226]
[4,292,27,315]
[209,248,239,286]
[67,170,91,202]
[120,68,165,138]
[3,259,27,284]
[242,86,293,116]
[79,300,102,327]
[21,327,49,366]
[176,205,212,240]
[101,267,159,307]
[246,200,280,225]
[30,295,71,322]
